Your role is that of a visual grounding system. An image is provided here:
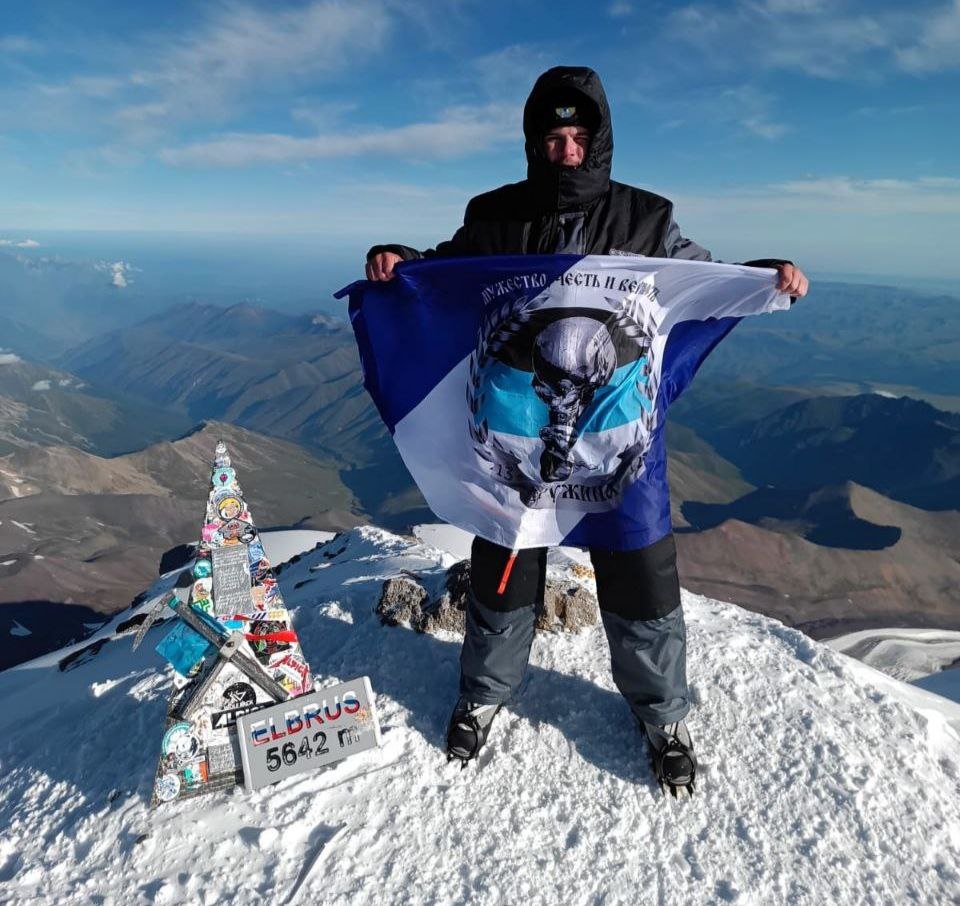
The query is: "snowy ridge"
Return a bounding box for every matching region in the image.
[1,526,959,904]
[826,627,960,687]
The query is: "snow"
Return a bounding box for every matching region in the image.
[259,530,335,567]
[1,560,16,567]
[413,522,473,561]
[1,526,959,904]
[10,520,36,535]
[827,628,960,682]
[9,621,31,637]
[414,522,593,571]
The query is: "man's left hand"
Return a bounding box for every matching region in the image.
[777,263,809,297]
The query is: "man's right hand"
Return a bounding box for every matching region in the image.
[365,252,403,281]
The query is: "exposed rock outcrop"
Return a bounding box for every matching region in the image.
[377,559,598,635]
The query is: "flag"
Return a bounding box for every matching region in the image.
[337,255,790,551]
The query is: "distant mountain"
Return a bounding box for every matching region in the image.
[682,483,902,550]
[61,302,380,457]
[0,422,364,667]
[671,381,821,435]
[697,394,960,510]
[676,482,960,638]
[699,281,960,395]
[0,312,64,361]
[0,355,192,456]
[59,301,416,521]
[664,422,754,526]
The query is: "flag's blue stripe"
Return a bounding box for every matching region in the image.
[338,255,584,431]
[659,316,742,407]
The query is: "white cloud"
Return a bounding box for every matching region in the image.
[0,353,22,365]
[0,36,39,54]
[679,175,960,216]
[668,2,907,79]
[38,75,125,99]
[14,1,390,145]
[290,102,358,129]
[94,260,136,288]
[770,176,960,213]
[31,380,52,391]
[160,103,518,167]
[465,45,557,105]
[896,0,960,73]
[0,238,40,248]
[608,2,633,17]
[129,0,388,125]
[701,85,789,141]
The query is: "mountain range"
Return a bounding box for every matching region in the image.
[0,421,360,669]
[0,354,192,456]
[58,301,406,520]
[2,283,958,666]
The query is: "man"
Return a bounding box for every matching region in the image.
[365,66,808,794]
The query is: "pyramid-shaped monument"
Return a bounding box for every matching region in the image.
[148,441,318,806]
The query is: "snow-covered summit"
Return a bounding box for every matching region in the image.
[1,526,959,904]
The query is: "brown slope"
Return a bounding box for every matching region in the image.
[676,482,960,638]
[0,421,365,619]
[666,423,754,527]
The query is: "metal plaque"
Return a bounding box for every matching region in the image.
[237,677,381,792]
[212,544,254,615]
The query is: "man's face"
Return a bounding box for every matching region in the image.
[542,126,590,168]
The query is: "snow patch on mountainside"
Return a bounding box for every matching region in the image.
[8,620,30,637]
[1,526,959,904]
[827,628,960,682]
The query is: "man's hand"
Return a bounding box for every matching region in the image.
[777,263,809,297]
[366,251,403,281]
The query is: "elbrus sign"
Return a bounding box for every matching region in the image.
[237,677,381,791]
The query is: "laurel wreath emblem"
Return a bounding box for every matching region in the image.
[466,293,660,507]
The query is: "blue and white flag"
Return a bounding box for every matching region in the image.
[337,255,790,551]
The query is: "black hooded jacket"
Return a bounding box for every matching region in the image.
[369,67,780,267]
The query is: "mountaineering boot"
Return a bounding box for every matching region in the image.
[446,698,503,767]
[643,720,697,797]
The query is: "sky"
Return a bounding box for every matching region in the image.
[1,0,959,280]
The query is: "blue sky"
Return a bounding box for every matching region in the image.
[1,0,959,279]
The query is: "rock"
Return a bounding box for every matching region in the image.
[419,560,471,634]
[376,559,598,636]
[376,577,428,627]
[538,582,598,633]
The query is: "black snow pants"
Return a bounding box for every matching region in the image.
[460,534,690,726]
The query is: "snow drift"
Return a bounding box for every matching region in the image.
[1,526,958,904]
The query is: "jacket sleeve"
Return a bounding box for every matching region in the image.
[663,214,800,303]
[663,216,713,262]
[367,202,477,262]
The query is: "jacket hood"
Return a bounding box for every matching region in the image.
[523,66,613,212]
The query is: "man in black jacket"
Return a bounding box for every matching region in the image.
[365,66,808,793]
